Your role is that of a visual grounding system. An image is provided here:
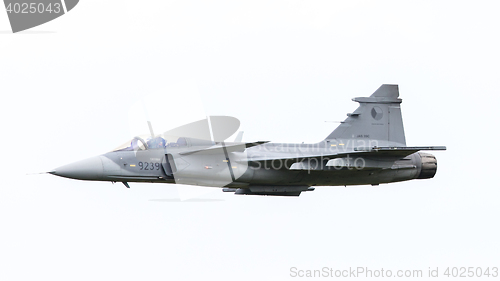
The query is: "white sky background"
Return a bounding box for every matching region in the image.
[1,1,499,280]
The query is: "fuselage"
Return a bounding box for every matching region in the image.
[50,138,437,189]
[49,84,445,196]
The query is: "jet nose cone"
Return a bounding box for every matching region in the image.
[51,156,104,180]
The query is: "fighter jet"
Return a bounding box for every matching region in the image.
[49,84,446,196]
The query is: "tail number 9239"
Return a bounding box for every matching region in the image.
[138,162,160,170]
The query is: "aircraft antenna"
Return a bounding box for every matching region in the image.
[147,121,155,138]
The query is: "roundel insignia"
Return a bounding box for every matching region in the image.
[371,106,383,120]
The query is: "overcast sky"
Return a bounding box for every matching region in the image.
[1,1,499,280]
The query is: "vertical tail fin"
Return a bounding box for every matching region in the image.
[325,84,406,146]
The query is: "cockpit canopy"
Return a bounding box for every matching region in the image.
[112,135,188,152]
